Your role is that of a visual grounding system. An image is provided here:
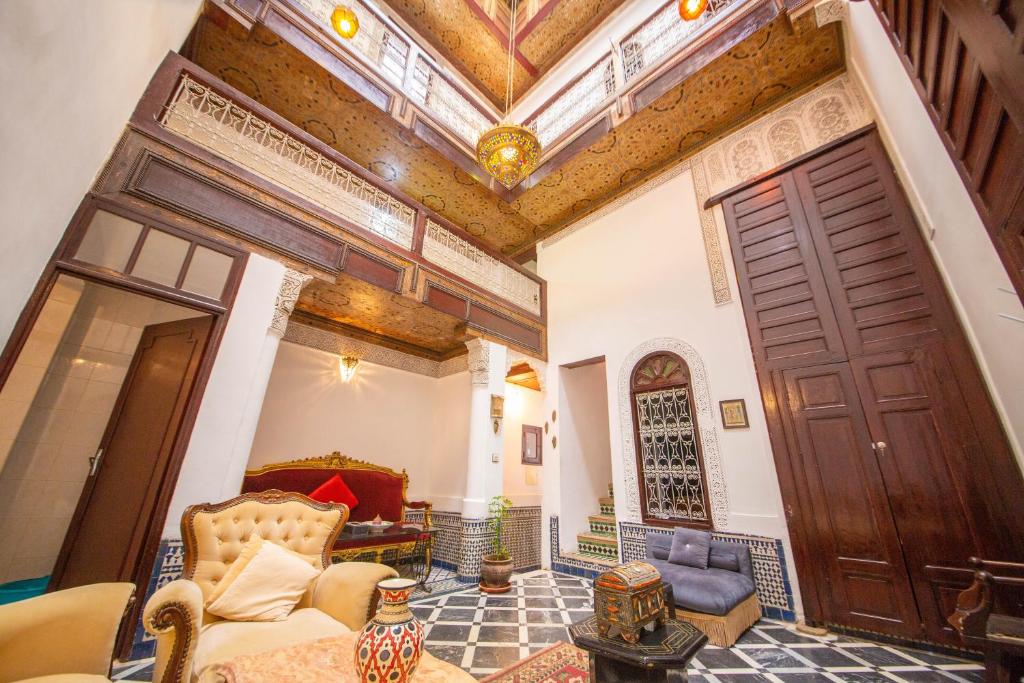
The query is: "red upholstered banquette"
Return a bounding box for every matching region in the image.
[241,452,432,561]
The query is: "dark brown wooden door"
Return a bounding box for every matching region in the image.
[780,362,923,638]
[50,316,212,591]
[719,128,1024,647]
[721,172,847,369]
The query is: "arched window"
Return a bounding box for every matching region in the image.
[630,351,712,528]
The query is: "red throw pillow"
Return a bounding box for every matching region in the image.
[308,474,359,511]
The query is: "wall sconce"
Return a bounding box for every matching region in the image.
[491,394,504,434]
[338,356,359,382]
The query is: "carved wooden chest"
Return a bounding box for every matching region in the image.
[594,561,669,643]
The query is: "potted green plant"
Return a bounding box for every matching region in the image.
[480,495,514,593]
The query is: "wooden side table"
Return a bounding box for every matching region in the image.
[569,615,707,682]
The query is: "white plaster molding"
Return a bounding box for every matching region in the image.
[814,0,849,27]
[269,269,313,337]
[283,322,468,378]
[616,337,729,529]
[465,338,491,386]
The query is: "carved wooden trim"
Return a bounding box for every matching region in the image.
[180,489,349,574]
[243,453,427,520]
[149,600,197,683]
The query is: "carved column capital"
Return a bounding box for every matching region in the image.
[269,269,313,337]
[465,338,491,386]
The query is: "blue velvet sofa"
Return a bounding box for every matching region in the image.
[645,532,761,646]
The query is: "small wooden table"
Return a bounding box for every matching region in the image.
[569,615,707,682]
[332,525,438,590]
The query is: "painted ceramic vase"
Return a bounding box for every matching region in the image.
[355,577,424,683]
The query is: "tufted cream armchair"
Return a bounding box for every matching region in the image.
[143,491,398,683]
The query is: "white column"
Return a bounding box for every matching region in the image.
[217,268,312,500]
[462,338,507,519]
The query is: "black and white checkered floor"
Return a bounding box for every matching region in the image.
[410,570,985,681]
[112,569,985,682]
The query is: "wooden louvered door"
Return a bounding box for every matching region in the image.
[720,128,1024,647]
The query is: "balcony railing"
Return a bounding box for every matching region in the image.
[523,0,743,154]
[423,220,541,316]
[295,0,410,88]
[620,0,737,83]
[408,56,493,147]
[527,55,616,148]
[162,74,417,249]
[159,72,541,316]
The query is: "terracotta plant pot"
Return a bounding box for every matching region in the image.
[480,554,513,593]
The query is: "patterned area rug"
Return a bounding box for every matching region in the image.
[480,641,589,683]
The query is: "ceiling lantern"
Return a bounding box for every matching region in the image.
[331,5,359,39]
[476,0,541,189]
[476,124,541,190]
[679,0,709,21]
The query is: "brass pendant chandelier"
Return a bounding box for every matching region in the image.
[476,0,540,190]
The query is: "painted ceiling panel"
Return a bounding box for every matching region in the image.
[297,275,467,355]
[189,9,843,256]
[517,0,627,76]
[381,0,535,108]
[191,18,536,252]
[514,15,845,244]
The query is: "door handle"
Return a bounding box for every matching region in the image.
[89,448,104,477]
[872,441,888,456]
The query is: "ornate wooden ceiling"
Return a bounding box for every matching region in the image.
[297,275,469,357]
[190,3,843,257]
[381,0,628,108]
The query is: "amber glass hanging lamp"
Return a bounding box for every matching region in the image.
[331,5,359,39]
[678,0,709,21]
[476,0,540,190]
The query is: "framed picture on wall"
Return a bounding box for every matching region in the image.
[719,399,749,429]
[522,425,543,465]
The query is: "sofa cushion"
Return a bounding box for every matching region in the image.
[206,537,321,621]
[708,547,741,572]
[193,608,350,674]
[668,528,711,569]
[648,558,756,616]
[308,474,359,511]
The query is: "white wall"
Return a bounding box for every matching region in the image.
[844,3,1024,466]
[163,254,286,536]
[537,167,795,599]
[557,362,613,549]
[0,0,203,355]
[502,383,545,506]
[249,341,446,503]
[432,372,472,512]
[249,342,474,513]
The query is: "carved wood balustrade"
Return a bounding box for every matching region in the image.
[102,52,546,359]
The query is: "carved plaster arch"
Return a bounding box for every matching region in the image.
[617,337,729,529]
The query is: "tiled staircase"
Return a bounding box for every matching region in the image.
[574,484,619,564]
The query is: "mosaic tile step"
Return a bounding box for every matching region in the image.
[577,533,619,560]
[598,498,614,515]
[560,549,620,567]
[587,514,616,535]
